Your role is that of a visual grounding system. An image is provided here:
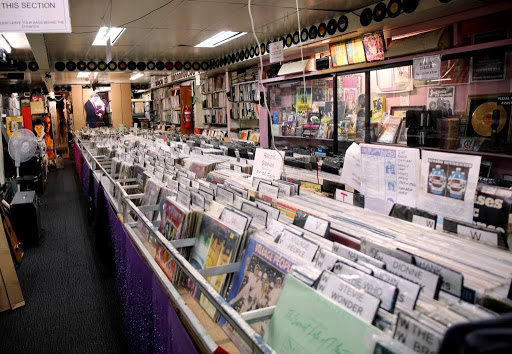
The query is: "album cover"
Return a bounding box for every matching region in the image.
[187,215,242,318]
[159,197,188,241]
[377,116,402,144]
[222,234,301,335]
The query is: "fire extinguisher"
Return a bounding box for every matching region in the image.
[184,106,192,129]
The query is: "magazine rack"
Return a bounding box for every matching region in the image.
[77,138,276,354]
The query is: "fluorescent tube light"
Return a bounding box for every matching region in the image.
[77,72,90,78]
[0,35,12,54]
[92,27,126,46]
[130,72,144,81]
[195,31,247,48]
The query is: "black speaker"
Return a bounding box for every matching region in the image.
[11,191,41,248]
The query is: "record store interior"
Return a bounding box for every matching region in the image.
[2,0,512,353]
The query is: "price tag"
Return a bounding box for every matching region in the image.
[317,271,380,324]
[332,262,398,312]
[277,231,319,262]
[393,312,443,354]
[242,202,268,228]
[177,191,191,207]
[376,252,440,299]
[358,261,420,311]
[257,182,279,199]
[457,224,500,246]
[335,188,354,205]
[332,242,385,268]
[412,215,436,229]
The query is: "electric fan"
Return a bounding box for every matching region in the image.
[8,129,38,191]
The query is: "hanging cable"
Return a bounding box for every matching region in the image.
[248,0,286,179]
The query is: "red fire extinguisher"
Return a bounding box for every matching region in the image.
[184,106,192,129]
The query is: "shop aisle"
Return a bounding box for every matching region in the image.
[0,159,129,353]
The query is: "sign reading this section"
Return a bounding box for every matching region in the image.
[269,41,284,63]
[413,55,441,80]
[252,148,284,181]
[0,0,72,33]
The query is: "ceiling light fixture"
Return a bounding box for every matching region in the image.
[0,35,12,54]
[92,27,126,46]
[130,72,144,81]
[77,72,90,78]
[195,31,247,48]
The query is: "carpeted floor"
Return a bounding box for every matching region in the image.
[0,159,129,353]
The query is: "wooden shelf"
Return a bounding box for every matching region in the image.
[231,80,258,86]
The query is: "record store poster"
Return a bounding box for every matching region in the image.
[418,151,481,223]
[360,144,419,208]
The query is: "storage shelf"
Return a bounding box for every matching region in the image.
[231,80,258,86]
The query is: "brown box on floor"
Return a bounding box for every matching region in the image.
[0,225,25,311]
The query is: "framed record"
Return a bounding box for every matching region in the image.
[360,8,373,26]
[66,61,77,71]
[118,61,128,70]
[338,15,348,32]
[98,61,108,71]
[466,94,512,142]
[292,31,300,44]
[327,19,337,36]
[54,61,65,71]
[77,61,87,71]
[318,22,327,37]
[308,25,318,40]
[301,28,309,42]
[87,61,98,71]
[107,61,117,71]
[387,0,402,18]
[285,34,293,48]
[373,2,387,22]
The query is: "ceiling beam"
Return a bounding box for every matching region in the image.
[26,34,54,92]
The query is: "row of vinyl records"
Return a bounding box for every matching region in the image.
[202,92,227,109]
[201,76,226,93]
[83,129,512,354]
[231,102,259,120]
[232,82,259,102]
[203,108,227,125]
[230,67,257,84]
[159,110,181,125]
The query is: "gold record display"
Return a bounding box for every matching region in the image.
[471,102,506,137]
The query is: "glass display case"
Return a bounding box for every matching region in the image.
[268,76,334,149]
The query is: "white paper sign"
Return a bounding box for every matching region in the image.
[413,55,441,80]
[360,144,420,208]
[335,189,354,205]
[0,0,72,33]
[418,151,481,223]
[269,41,284,64]
[412,215,436,229]
[457,224,499,246]
[252,148,284,181]
[340,143,362,192]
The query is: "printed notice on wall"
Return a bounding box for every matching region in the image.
[252,148,284,181]
[269,41,284,64]
[413,55,441,80]
[340,142,362,192]
[0,0,72,33]
[418,151,481,223]
[360,144,419,208]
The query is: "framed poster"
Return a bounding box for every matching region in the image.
[465,94,511,142]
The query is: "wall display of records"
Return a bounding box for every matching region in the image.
[260,43,266,55]
[373,2,387,22]
[285,34,293,48]
[466,94,512,142]
[54,61,65,71]
[108,61,117,71]
[66,61,77,71]
[308,25,318,40]
[174,61,183,70]
[128,61,137,70]
[77,61,87,71]
[98,61,107,71]
[87,61,98,71]
[156,61,165,70]
[360,8,373,26]
[318,22,327,37]
[165,61,173,70]
[387,0,402,18]
[184,61,192,70]
[301,28,309,42]
[147,61,156,70]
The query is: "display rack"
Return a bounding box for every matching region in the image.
[201,74,228,126]
[76,138,275,354]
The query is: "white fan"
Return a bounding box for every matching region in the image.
[8,129,38,190]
